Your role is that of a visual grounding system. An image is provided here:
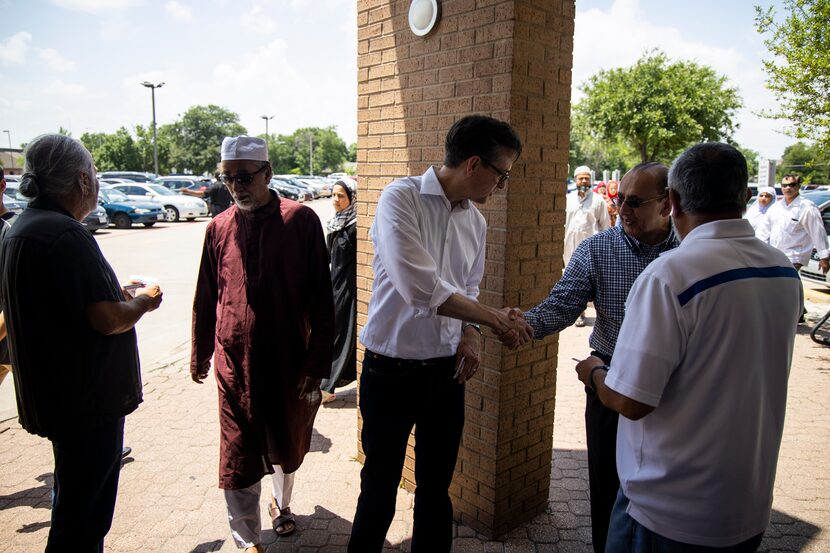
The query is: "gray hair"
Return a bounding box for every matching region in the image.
[668,142,748,214]
[19,134,94,200]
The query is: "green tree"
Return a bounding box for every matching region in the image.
[776,141,830,183]
[569,113,639,175]
[168,105,247,175]
[576,50,742,163]
[134,124,172,174]
[733,143,760,181]
[347,142,357,163]
[755,0,830,150]
[288,126,348,175]
[81,127,141,171]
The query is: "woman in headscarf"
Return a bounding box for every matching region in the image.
[320,180,357,404]
[605,179,619,227]
[746,186,777,242]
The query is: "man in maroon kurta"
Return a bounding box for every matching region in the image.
[191,136,334,553]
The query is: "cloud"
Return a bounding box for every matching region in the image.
[0,32,32,65]
[165,1,192,21]
[239,3,277,35]
[50,0,142,13]
[36,48,76,72]
[46,79,88,96]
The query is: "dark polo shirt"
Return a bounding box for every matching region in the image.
[0,198,142,438]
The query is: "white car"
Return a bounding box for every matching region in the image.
[105,183,208,222]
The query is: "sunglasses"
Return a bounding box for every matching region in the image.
[781,182,799,188]
[612,193,667,209]
[219,164,268,186]
[481,159,510,187]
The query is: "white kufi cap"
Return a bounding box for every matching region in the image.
[573,165,591,177]
[221,136,268,162]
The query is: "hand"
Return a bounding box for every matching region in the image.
[135,283,163,312]
[298,376,322,400]
[454,325,481,383]
[493,307,533,349]
[820,258,829,274]
[191,361,210,384]
[575,355,604,386]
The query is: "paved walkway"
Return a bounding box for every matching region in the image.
[1,299,829,552]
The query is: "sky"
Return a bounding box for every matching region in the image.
[0,0,795,160]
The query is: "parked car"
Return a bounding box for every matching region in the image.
[297,177,333,198]
[99,171,156,183]
[105,183,208,222]
[155,176,210,194]
[274,175,318,199]
[3,175,20,184]
[798,198,830,288]
[269,179,301,202]
[98,189,166,229]
[3,192,26,215]
[99,177,134,186]
[270,177,312,202]
[82,205,109,233]
[327,172,350,181]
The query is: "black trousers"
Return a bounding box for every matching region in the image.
[348,350,464,553]
[46,417,125,553]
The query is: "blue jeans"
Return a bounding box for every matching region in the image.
[605,489,763,553]
[46,417,125,553]
[348,350,464,553]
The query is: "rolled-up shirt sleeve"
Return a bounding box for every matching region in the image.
[374,185,458,318]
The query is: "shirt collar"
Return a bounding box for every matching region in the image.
[420,166,469,210]
[621,224,678,255]
[680,218,754,244]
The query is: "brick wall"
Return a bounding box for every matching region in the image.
[356,0,574,538]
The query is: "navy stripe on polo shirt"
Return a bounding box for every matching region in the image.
[677,265,800,307]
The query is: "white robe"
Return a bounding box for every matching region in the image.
[563,189,611,265]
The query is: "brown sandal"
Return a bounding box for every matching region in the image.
[268,502,296,536]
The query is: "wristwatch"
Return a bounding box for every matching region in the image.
[462,322,482,335]
[588,365,608,394]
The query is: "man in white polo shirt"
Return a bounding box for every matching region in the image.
[576,142,801,551]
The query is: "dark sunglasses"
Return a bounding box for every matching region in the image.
[612,193,667,209]
[219,164,268,186]
[781,182,799,188]
[481,159,510,187]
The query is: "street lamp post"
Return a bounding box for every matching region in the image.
[308,134,313,176]
[260,115,274,142]
[2,130,12,170]
[140,81,165,176]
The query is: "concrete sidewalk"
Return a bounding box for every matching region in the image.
[1,301,829,552]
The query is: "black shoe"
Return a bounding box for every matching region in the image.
[121,446,132,459]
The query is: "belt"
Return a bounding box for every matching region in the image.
[364,349,454,368]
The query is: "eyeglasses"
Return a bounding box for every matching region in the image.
[781,182,799,188]
[219,164,268,186]
[481,159,510,187]
[612,193,667,209]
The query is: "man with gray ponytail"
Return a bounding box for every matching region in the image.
[0,134,163,552]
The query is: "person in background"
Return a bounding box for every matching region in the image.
[191,136,334,552]
[0,134,163,552]
[565,166,611,326]
[181,165,233,217]
[320,180,357,404]
[746,185,776,241]
[578,142,800,551]
[606,179,619,226]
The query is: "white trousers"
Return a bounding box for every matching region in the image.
[224,466,295,549]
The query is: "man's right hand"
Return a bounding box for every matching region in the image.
[493,307,533,349]
[191,362,210,384]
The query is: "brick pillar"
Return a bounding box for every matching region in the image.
[356,0,575,539]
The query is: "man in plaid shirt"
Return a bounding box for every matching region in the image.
[522,162,678,552]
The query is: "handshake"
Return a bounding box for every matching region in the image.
[491,307,533,349]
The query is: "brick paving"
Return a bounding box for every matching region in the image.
[1,299,829,552]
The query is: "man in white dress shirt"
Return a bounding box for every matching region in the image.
[576,142,801,551]
[348,115,531,553]
[565,165,611,326]
[766,173,829,321]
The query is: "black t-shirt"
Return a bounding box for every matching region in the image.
[0,211,18,365]
[0,200,142,437]
[206,182,232,210]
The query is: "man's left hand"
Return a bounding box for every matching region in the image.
[454,325,481,383]
[820,257,829,274]
[298,376,322,400]
[575,355,604,386]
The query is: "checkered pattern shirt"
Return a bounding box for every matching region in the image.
[523,225,679,359]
